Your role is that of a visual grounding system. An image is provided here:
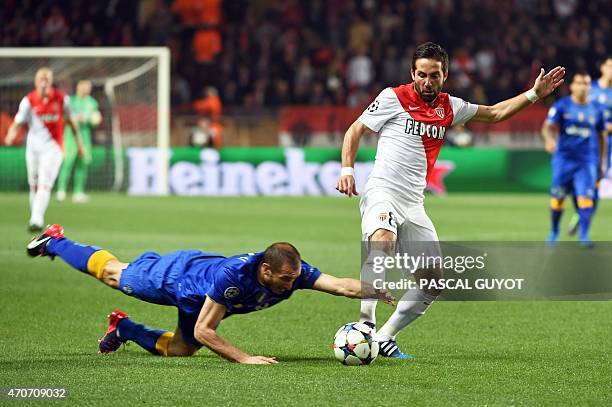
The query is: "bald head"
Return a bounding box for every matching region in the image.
[34,67,53,98]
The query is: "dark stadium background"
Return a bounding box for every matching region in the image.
[1,0,609,146]
[0,2,611,405]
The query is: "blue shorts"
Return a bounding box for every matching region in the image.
[550,156,597,199]
[119,251,208,347]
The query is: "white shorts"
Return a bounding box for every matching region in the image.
[26,140,63,189]
[359,187,439,242]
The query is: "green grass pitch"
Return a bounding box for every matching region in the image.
[0,193,610,406]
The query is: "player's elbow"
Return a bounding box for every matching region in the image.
[193,325,216,346]
[484,106,505,123]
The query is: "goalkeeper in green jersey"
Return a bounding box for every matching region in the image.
[56,80,101,203]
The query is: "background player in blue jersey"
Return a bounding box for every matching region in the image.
[26,224,395,364]
[567,56,612,235]
[590,56,612,158]
[542,71,608,247]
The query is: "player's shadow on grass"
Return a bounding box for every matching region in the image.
[274,355,336,365]
[427,351,539,363]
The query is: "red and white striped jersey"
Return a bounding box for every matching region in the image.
[14,88,71,149]
[358,83,477,205]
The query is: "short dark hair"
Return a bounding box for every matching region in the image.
[572,70,591,82]
[262,242,301,273]
[412,42,449,73]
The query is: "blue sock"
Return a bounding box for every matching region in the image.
[577,207,594,240]
[551,209,563,234]
[117,318,168,355]
[47,238,101,273]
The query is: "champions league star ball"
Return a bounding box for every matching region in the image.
[333,322,379,365]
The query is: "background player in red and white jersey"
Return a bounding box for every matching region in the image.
[5,67,84,232]
[336,42,565,359]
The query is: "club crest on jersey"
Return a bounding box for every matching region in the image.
[435,105,445,119]
[378,212,388,222]
[224,287,240,299]
[367,100,380,112]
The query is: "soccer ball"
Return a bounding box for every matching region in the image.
[332,322,379,365]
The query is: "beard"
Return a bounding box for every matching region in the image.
[414,82,440,103]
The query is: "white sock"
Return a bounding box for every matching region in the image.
[30,186,51,226]
[376,289,437,341]
[359,249,389,325]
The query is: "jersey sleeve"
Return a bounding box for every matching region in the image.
[357,87,401,132]
[14,97,31,124]
[546,101,563,126]
[63,94,72,119]
[296,260,322,289]
[205,268,243,307]
[449,96,478,126]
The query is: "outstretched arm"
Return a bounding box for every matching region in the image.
[336,120,371,197]
[471,66,566,123]
[193,296,278,364]
[4,121,24,146]
[312,273,395,306]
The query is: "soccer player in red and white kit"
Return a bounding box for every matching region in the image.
[336,42,565,358]
[5,67,84,232]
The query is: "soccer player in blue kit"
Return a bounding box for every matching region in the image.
[27,224,394,364]
[567,56,612,235]
[590,56,612,165]
[542,71,608,246]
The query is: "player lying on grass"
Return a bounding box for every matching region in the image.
[27,225,394,365]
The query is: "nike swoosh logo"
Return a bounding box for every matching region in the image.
[27,236,51,249]
[408,106,419,110]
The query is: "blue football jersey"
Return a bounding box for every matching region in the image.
[590,80,611,126]
[546,96,606,161]
[175,251,322,316]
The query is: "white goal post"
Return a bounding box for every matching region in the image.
[0,47,171,195]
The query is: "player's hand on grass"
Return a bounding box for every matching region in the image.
[241,355,278,365]
[376,288,396,307]
[336,175,358,197]
[361,283,395,306]
[544,138,556,154]
[532,66,565,99]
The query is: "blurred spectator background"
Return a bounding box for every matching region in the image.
[1,0,610,146]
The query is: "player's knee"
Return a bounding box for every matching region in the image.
[369,229,396,254]
[577,196,594,208]
[100,259,127,289]
[549,197,565,210]
[166,342,198,357]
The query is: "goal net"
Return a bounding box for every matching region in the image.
[0,47,170,195]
